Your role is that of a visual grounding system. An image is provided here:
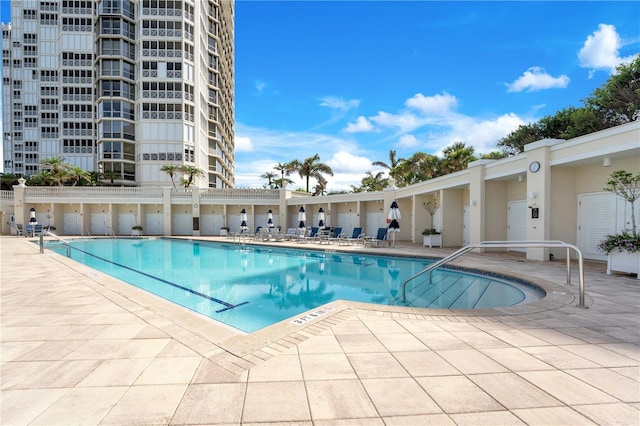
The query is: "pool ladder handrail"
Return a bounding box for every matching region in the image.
[39,230,72,257]
[401,240,586,308]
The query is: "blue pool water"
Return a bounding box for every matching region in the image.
[46,238,543,333]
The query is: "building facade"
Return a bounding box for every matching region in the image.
[2,121,638,266]
[2,0,234,188]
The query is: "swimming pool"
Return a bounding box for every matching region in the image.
[46,238,544,333]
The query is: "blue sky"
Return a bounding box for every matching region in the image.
[234,1,639,190]
[1,1,638,191]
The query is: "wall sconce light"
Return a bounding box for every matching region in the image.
[603,157,611,167]
[518,174,524,183]
[470,200,477,206]
[528,191,537,199]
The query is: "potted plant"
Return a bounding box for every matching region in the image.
[422,200,442,247]
[422,227,442,247]
[220,226,230,236]
[131,225,143,236]
[597,170,640,279]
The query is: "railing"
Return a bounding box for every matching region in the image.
[25,187,164,198]
[0,190,14,200]
[199,188,279,199]
[402,240,586,308]
[40,230,71,257]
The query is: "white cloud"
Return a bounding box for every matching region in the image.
[320,96,360,111]
[369,111,425,133]
[344,116,374,133]
[235,136,254,152]
[398,134,420,148]
[506,67,570,92]
[578,23,635,76]
[254,80,266,93]
[369,92,461,133]
[405,92,458,114]
[418,113,525,155]
[327,150,374,173]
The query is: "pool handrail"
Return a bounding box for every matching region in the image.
[39,230,71,257]
[402,240,586,308]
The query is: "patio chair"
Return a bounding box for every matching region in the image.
[283,228,299,240]
[364,227,389,247]
[255,227,270,241]
[14,224,24,237]
[25,224,35,237]
[327,227,344,244]
[339,227,363,245]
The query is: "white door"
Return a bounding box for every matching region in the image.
[577,193,617,260]
[118,213,136,235]
[462,205,470,246]
[91,213,108,236]
[172,213,192,235]
[63,213,81,235]
[336,212,357,234]
[200,213,224,235]
[145,213,163,235]
[507,200,527,252]
[365,212,384,237]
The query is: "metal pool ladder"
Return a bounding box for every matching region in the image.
[39,230,72,257]
[401,240,586,308]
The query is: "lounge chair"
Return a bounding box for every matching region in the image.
[283,228,299,240]
[296,228,312,243]
[268,227,287,241]
[339,227,363,245]
[25,224,35,237]
[255,227,270,241]
[327,227,344,244]
[14,224,24,236]
[364,227,389,247]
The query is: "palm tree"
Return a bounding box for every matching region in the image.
[160,164,181,188]
[40,156,69,186]
[273,177,294,189]
[101,170,120,186]
[312,175,328,196]
[394,152,441,186]
[441,142,477,173]
[372,149,404,180]
[292,154,333,193]
[354,171,387,192]
[0,173,20,190]
[260,171,277,189]
[180,165,206,188]
[274,161,297,183]
[68,166,92,186]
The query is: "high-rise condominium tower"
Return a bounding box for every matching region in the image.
[2,0,234,188]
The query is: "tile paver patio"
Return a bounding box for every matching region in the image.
[1,236,638,425]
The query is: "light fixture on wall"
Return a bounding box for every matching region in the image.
[470,200,477,206]
[528,191,537,199]
[603,157,611,167]
[518,174,524,182]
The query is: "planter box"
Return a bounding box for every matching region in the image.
[131,229,142,236]
[606,252,640,279]
[220,229,228,236]
[423,234,442,248]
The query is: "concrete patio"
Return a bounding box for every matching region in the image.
[1,236,639,425]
